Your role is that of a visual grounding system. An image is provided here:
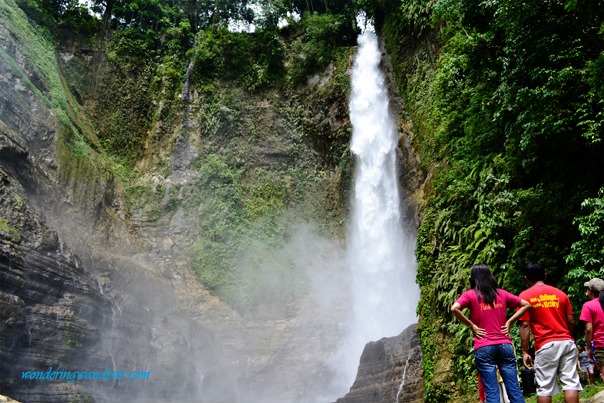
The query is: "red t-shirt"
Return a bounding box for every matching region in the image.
[519,283,573,351]
[580,298,604,348]
[456,288,523,350]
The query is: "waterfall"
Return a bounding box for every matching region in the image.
[395,352,413,403]
[340,30,419,392]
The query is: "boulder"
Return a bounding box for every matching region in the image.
[336,324,424,403]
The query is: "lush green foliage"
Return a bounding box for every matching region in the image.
[93,38,154,162]
[192,28,284,91]
[564,187,604,309]
[16,0,100,34]
[286,12,358,85]
[371,0,604,399]
[179,75,351,313]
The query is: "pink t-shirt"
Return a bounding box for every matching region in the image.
[580,298,604,348]
[456,289,523,350]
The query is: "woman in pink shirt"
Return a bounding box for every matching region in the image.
[451,264,531,403]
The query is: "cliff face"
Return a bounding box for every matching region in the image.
[0,1,424,402]
[0,3,234,401]
[0,166,107,402]
[0,3,109,400]
[0,6,220,403]
[336,324,424,403]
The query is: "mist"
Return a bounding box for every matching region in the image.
[47,31,417,403]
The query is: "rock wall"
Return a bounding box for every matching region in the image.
[0,166,146,403]
[335,324,424,403]
[0,3,230,402]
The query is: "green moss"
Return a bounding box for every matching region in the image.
[70,391,94,403]
[0,218,21,243]
[124,184,158,213]
[71,138,91,158]
[62,321,84,349]
[1,0,74,132]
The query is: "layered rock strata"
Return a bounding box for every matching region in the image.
[336,324,424,403]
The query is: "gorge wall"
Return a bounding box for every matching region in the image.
[336,324,423,403]
[0,1,425,402]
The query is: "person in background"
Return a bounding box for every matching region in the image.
[479,370,511,403]
[479,373,486,403]
[519,262,582,403]
[579,277,604,382]
[577,344,595,385]
[452,264,530,403]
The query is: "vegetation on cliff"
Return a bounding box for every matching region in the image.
[14,0,361,315]
[365,0,604,400]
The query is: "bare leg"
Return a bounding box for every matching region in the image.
[588,369,594,385]
[563,390,579,403]
[537,396,552,403]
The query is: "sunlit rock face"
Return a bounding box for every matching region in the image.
[335,324,424,403]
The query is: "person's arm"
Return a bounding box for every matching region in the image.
[501,299,531,335]
[520,320,533,368]
[566,313,575,334]
[451,302,486,338]
[586,321,594,360]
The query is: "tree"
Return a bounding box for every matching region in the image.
[565,187,604,301]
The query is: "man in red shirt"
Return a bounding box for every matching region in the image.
[519,262,582,403]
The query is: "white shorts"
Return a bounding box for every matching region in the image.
[534,340,583,396]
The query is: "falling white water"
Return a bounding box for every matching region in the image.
[395,352,413,403]
[338,30,419,393]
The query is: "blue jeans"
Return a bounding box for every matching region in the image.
[475,343,525,403]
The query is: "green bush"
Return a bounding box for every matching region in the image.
[564,187,604,307]
[286,12,357,85]
[192,28,284,91]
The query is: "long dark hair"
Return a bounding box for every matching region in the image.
[470,264,499,307]
[599,292,604,313]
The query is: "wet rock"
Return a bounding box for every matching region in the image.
[586,390,604,403]
[0,394,22,402]
[335,324,424,403]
